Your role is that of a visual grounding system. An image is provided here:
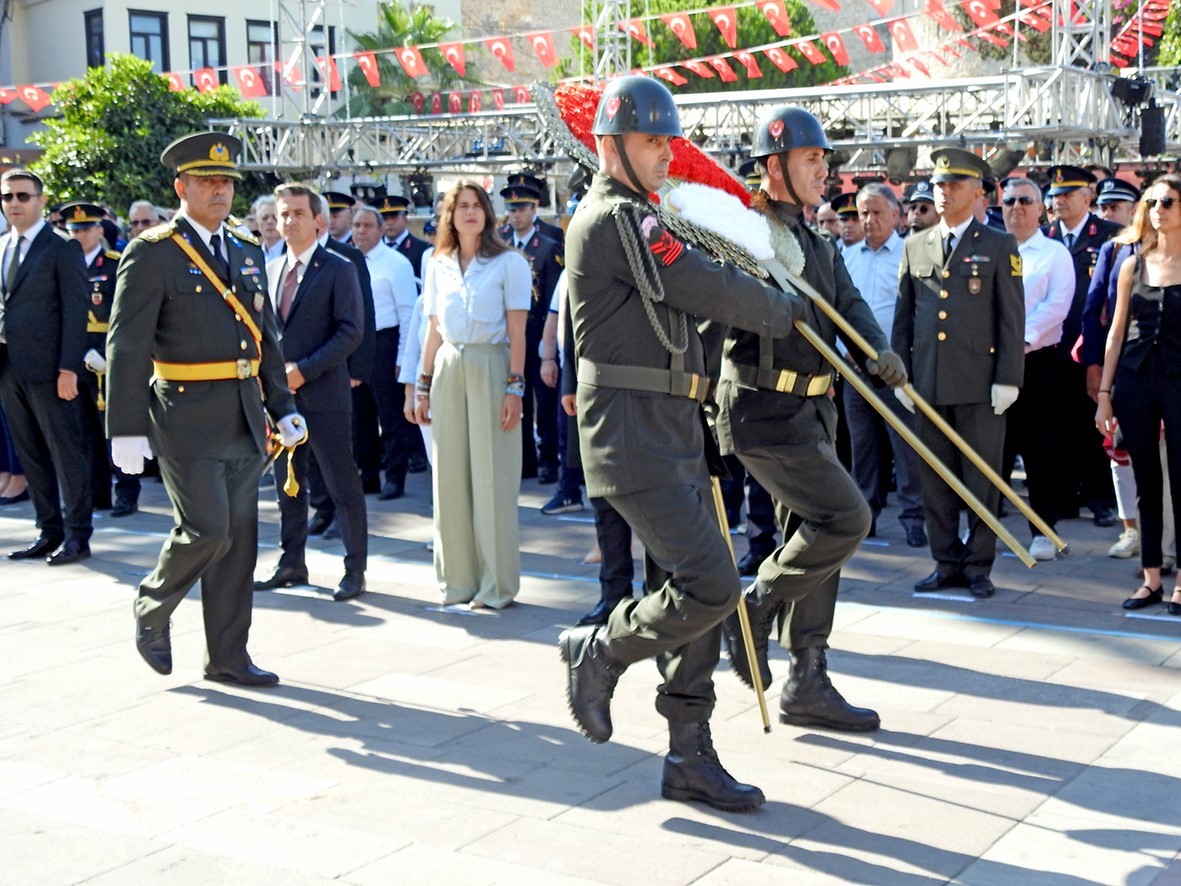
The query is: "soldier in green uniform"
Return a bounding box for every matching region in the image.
[58,201,141,517]
[715,107,906,733]
[557,76,807,812]
[106,133,306,686]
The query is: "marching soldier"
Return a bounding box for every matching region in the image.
[558,76,806,812]
[716,107,906,732]
[59,201,141,517]
[106,132,306,685]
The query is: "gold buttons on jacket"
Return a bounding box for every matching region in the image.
[195,285,202,293]
[938,331,947,341]
[178,385,185,393]
[942,269,951,279]
[240,341,248,350]
[939,290,949,299]
[938,311,947,320]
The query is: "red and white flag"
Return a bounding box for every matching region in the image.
[889,20,920,53]
[528,32,559,67]
[926,0,964,32]
[448,91,462,113]
[655,67,689,87]
[660,13,698,49]
[734,51,763,78]
[757,0,792,36]
[492,87,505,109]
[574,26,595,51]
[468,91,481,113]
[18,84,51,112]
[682,60,715,79]
[193,68,218,94]
[232,65,266,98]
[855,24,886,53]
[440,43,466,77]
[353,51,381,87]
[764,46,799,72]
[313,56,342,91]
[514,85,532,104]
[395,47,429,79]
[0,87,18,105]
[165,72,186,92]
[706,56,738,82]
[965,0,1002,28]
[429,92,442,114]
[708,7,738,49]
[865,0,896,13]
[621,19,652,46]
[821,32,849,65]
[796,40,826,65]
[484,37,516,72]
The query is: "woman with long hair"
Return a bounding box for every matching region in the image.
[1096,174,1181,614]
[413,181,530,609]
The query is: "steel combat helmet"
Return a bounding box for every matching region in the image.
[592,76,683,138]
[750,107,831,159]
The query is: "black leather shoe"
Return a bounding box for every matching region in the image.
[321,519,341,540]
[253,565,309,590]
[0,489,30,505]
[204,663,279,686]
[377,480,404,501]
[780,647,880,732]
[721,581,782,691]
[9,535,63,560]
[905,525,928,548]
[1091,504,1117,528]
[408,454,428,474]
[968,575,996,599]
[576,597,624,626]
[333,571,366,601]
[661,721,765,812]
[47,539,91,566]
[307,511,332,536]
[135,612,172,675]
[362,477,381,495]
[1167,600,1181,616]
[538,463,559,485]
[914,569,968,592]
[558,625,626,743]
[1122,587,1163,610]
[735,550,769,578]
[110,499,138,518]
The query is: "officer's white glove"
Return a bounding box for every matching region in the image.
[276,413,309,448]
[991,384,1020,416]
[895,387,916,413]
[111,436,154,475]
[83,349,106,373]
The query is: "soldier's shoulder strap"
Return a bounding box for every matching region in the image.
[104,248,122,261]
[227,215,261,247]
[139,220,179,243]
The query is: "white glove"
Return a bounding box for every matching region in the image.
[991,384,1020,416]
[83,349,106,372]
[276,413,309,448]
[111,436,154,475]
[895,387,916,413]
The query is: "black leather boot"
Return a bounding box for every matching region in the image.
[558,625,626,743]
[661,721,765,812]
[779,647,880,732]
[720,581,782,691]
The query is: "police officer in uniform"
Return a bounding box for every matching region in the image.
[558,76,806,812]
[893,148,1025,598]
[375,195,430,283]
[715,107,906,732]
[904,179,938,235]
[59,201,140,517]
[503,171,565,246]
[106,132,306,685]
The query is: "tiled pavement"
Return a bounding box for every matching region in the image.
[2,468,1180,885]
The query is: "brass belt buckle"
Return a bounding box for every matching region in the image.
[775,369,798,394]
[687,373,701,401]
[806,374,831,397]
[236,358,252,379]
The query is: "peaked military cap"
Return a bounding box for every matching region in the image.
[1045,164,1096,196]
[930,148,991,183]
[830,192,859,217]
[59,201,104,229]
[322,191,356,211]
[371,195,411,215]
[500,184,540,206]
[738,158,761,188]
[903,179,935,203]
[1095,177,1140,204]
[506,171,546,193]
[161,131,243,180]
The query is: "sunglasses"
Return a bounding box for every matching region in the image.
[0,192,37,203]
[910,204,933,214]
[1145,197,1178,210]
[1002,196,1038,207]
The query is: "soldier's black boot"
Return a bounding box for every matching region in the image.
[558,625,626,743]
[661,721,765,812]
[720,581,782,691]
[779,647,880,732]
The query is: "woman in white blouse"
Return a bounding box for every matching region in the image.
[413,182,531,609]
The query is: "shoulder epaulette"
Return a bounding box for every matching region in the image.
[104,248,122,261]
[228,216,261,246]
[140,221,178,243]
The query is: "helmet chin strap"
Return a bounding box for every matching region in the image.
[778,152,807,207]
[613,134,649,197]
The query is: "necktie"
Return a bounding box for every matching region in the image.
[943,233,955,261]
[5,235,23,293]
[208,233,229,281]
[279,260,301,322]
[1065,232,1076,249]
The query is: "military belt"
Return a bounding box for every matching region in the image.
[721,362,832,397]
[87,320,110,333]
[577,358,709,403]
[153,359,260,381]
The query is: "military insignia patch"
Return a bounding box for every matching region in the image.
[253,294,264,312]
[210,143,229,162]
[968,279,981,295]
[1010,254,1023,277]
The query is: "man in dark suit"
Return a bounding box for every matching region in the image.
[106,132,304,685]
[893,148,1025,599]
[501,183,563,482]
[375,195,429,284]
[254,185,367,601]
[504,171,565,246]
[323,191,356,246]
[1044,165,1122,527]
[0,169,93,565]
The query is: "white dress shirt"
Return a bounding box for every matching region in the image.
[1016,229,1075,352]
[842,231,904,340]
[423,249,531,346]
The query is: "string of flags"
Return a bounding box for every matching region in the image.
[0,0,1157,115]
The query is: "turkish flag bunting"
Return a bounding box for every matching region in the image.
[232,65,266,98]
[809,0,841,11]
[734,51,763,78]
[448,92,462,113]
[757,0,792,37]
[440,43,466,77]
[528,32,559,67]
[575,26,595,51]
[193,68,218,94]
[660,13,698,49]
[796,40,826,64]
[492,88,505,109]
[926,0,964,32]
[1017,9,1050,30]
[621,19,652,46]
[276,58,304,91]
[468,91,482,113]
[655,67,690,87]
[429,92,442,114]
[395,47,428,79]
[821,33,849,65]
[763,46,799,72]
[864,0,895,13]
[706,57,738,82]
[889,20,920,53]
[682,60,715,79]
[0,87,17,104]
[353,51,381,87]
[165,72,186,92]
[910,57,931,76]
[18,84,51,111]
[409,92,424,113]
[955,37,978,52]
[484,37,516,71]
[978,30,1009,47]
[514,85,532,103]
[708,8,738,49]
[965,0,1001,28]
[314,56,342,91]
[855,24,886,52]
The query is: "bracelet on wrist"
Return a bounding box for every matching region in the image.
[505,380,526,397]
[1098,389,1111,395]
[507,372,525,384]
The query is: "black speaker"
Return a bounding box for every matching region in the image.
[1140,100,1166,158]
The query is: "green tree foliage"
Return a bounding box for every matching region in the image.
[347,2,478,116]
[1155,2,1180,67]
[573,0,846,92]
[30,54,263,214]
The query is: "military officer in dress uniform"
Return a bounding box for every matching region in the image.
[1044,165,1122,527]
[715,107,906,733]
[504,171,565,246]
[829,191,864,251]
[106,132,306,685]
[558,76,807,812]
[892,148,1025,598]
[59,201,140,517]
[374,195,430,284]
[322,190,356,245]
